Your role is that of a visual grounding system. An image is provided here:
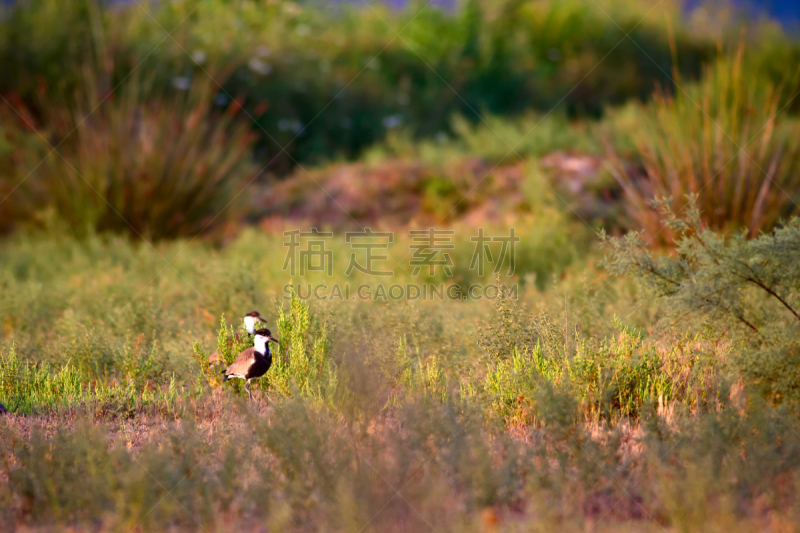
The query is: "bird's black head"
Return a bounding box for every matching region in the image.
[254,328,279,342]
[243,311,267,334]
[245,310,266,321]
[253,328,279,354]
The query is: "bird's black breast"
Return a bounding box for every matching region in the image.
[245,351,272,379]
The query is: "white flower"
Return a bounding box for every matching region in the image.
[192,50,207,65]
[248,58,272,76]
[382,115,402,129]
[279,119,303,133]
[171,76,191,90]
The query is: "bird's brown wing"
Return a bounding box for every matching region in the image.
[224,347,256,377]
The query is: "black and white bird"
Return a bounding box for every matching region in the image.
[209,310,267,366]
[222,328,279,401]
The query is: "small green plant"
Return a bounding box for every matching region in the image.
[193,314,253,394]
[268,286,337,401]
[485,345,544,426]
[0,343,83,413]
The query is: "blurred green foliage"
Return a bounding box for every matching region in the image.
[2,3,800,528]
[1,0,798,238]
[0,0,726,171]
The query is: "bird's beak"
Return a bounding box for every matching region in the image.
[269,335,280,344]
[258,316,267,323]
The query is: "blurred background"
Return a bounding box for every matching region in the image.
[3,4,800,529]
[0,0,798,242]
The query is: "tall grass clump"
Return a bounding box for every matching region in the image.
[4,74,257,239]
[612,43,800,242]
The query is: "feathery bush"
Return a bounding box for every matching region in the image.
[603,199,800,402]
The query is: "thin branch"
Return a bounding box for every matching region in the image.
[743,276,800,322]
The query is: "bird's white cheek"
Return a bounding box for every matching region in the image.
[254,336,268,353]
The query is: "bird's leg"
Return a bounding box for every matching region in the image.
[246,380,253,401]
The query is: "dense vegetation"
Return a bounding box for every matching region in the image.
[2,0,800,531]
[2,209,800,530]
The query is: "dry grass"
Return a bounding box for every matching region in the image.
[2,391,799,532]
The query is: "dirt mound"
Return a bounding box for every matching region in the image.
[256,155,615,229]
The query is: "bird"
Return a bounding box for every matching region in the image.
[223,328,279,401]
[208,310,267,366]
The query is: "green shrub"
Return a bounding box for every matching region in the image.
[611,44,800,241]
[484,322,721,424]
[385,334,449,405]
[196,290,338,402]
[369,112,604,165]
[272,288,337,401]
[192,313,255,395]
[603,199,800,402]
[0,343,83,413]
